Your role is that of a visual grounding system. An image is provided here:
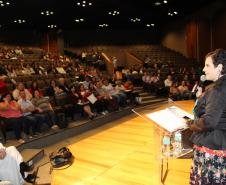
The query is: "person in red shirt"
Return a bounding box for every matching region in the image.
[0,93,26,143]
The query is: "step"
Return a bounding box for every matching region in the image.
[139,91,150,97]
[139,98,168,106]
[141,95,157,101]
[134,90,144,94]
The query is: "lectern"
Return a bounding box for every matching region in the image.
[132,100,194,184]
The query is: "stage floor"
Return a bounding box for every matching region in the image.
[51,100,194,185]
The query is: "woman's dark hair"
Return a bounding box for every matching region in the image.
[0,93,14,102]
[206,49,226,75]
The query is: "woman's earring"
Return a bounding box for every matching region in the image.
[218,69,222,79]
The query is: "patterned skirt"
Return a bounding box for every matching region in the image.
[190,145,226,185]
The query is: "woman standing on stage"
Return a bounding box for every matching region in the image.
[187,49,226,185]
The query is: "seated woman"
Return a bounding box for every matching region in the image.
[45,80,64,97]
[69,84,96,120]
[169,82,181,101]
[29,81,43,97]
[88,83,108,115]
[123,80,140,104]
[0,143,35,185]
[0,93,27,144]
[178,80,192,100]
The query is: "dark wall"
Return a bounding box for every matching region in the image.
[212,11,226,50]
[160,0,226,63]
[0,29,43,46]
[0,28,160,52]
[64,29,160,47]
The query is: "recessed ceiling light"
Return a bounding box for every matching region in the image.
[40,10,54,16]
[155,2,161,6]
[155,0,167,6]
[108,10,120,16]
[75,18,85,23]
[76,1,92,7]
[14,19,26,24]
[99,23,108,27]
[131,17,141,23]
[168,11,178,16]
[146,23,154,27]
[48,24,57,28]
[0,1,10,7]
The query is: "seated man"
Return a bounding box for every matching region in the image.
[32,90,58,129]
[0,143,35,185]
[17,90,43,137]
[12,82,32,101]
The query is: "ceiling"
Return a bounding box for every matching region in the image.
[0,0,220,30]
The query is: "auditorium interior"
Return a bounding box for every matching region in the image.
[0,0,226,184]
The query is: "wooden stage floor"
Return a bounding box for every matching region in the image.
[51,101,194,185]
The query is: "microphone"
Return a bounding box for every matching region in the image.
[200,75,206,82]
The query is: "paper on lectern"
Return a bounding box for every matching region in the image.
[146,106,194,133]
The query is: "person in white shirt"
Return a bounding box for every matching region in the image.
[164,75,173,87]
[102,79,127,107]
[0,143,24,185]
[12,83,32,101]
[0,143,36,185]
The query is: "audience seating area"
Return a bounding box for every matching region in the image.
[0,45,142,144]
[0,44,203,146]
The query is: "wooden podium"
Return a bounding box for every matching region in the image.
[132,100,195,184]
